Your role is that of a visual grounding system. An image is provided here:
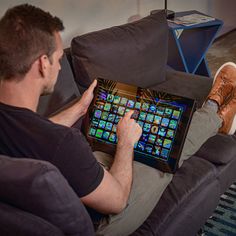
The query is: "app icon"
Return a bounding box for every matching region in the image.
[143,123,151,132]
[102,131,110,140]
[104,103,111,111]
[113,96,121,104]
[111,105,118,113]
[114,116,122,124]
[96,101,104,110]
[163,139,172,149]
[98,120,106,129]
[108,113,116,122]
[166,129,174,139]
[91,118,99,127]
[146,113,154,123]
[158,127,166,137]
[161,118,170,127]
[95,129,103,138]
[131,110,139,120]
[145,144,153,154]
[153,146,161,156]
[99,92,107,101]
[165,108,173,117]
[172,110,181,120]
[156,137,163,146]
[142,103,149,111]
[135,102,141,109]
[156,107,165,115]
[94,109,102,119]
[107,94,114,102]
[151,125,158,134]
[149,104,156,113]
[118,106,125,115]
[148,134,156,144]
[105,122,113,131]
[89,128,96,136]
[169,120,178,129]
[140,133,149,142]
[139,111,146,121]
[101,111,109,120]
[153,115,162,125]
[127,100,135,108]
[137,141,146,151]
[161,148,169,159]
[109,133,117,142]
[120,97,128,106]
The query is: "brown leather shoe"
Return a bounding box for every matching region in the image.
[218,88,236,134]
[207,62,236,106]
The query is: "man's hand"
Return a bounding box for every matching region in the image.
[49,80,97,127]
[116,110,142,147]
[78,79,97,116]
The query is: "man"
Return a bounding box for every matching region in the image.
[0,4,236,236]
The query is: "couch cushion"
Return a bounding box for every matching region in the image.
[151,69,213,108]
[37,53,80,117]
[0,201,64,236]
[0,155,94,236]
[71,10,168,92]
[196,133,236,164]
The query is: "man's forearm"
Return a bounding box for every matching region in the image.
[109,142,134,206]
[49,99,86,127]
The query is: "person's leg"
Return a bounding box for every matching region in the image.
[179,106,222,167]
[93,151,173,236]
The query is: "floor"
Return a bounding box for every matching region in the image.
[206,29,236,77]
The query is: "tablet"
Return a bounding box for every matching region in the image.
[83,78,196,173]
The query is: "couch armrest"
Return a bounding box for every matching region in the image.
[0,201,64,236]
[151,69,213,108]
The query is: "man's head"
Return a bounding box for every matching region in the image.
[0,4,64,85]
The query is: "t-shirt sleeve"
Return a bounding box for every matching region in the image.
[52,127,104,197]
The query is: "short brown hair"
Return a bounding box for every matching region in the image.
[0,4,64,80]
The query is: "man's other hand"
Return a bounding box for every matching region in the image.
[78,79,97,116]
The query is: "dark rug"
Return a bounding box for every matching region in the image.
[202,182,236,235]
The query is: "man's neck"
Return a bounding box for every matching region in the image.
[0,78,41,112]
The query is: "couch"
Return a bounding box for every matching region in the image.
[0,10,236,236]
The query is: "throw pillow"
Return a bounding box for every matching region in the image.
[71,10,168,92]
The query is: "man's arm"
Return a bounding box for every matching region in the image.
[81,111,142,214]
[49,80,97,127]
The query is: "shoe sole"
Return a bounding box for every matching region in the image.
[214,62,236,135]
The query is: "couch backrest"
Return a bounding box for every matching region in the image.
[71,10,168,92]
[37,53,80,117]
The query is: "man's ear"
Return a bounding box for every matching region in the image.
[38,55,49,78]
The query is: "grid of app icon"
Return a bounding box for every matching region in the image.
[89,91,183,161]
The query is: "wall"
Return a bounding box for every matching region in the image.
[0,0,235,47]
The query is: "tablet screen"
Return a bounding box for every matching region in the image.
[83,78,196,173]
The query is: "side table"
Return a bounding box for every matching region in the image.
[167,10,223,77]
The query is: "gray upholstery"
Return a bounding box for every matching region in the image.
[71,10,168,91]
[0,155,94,236]
[37,53,81,117]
